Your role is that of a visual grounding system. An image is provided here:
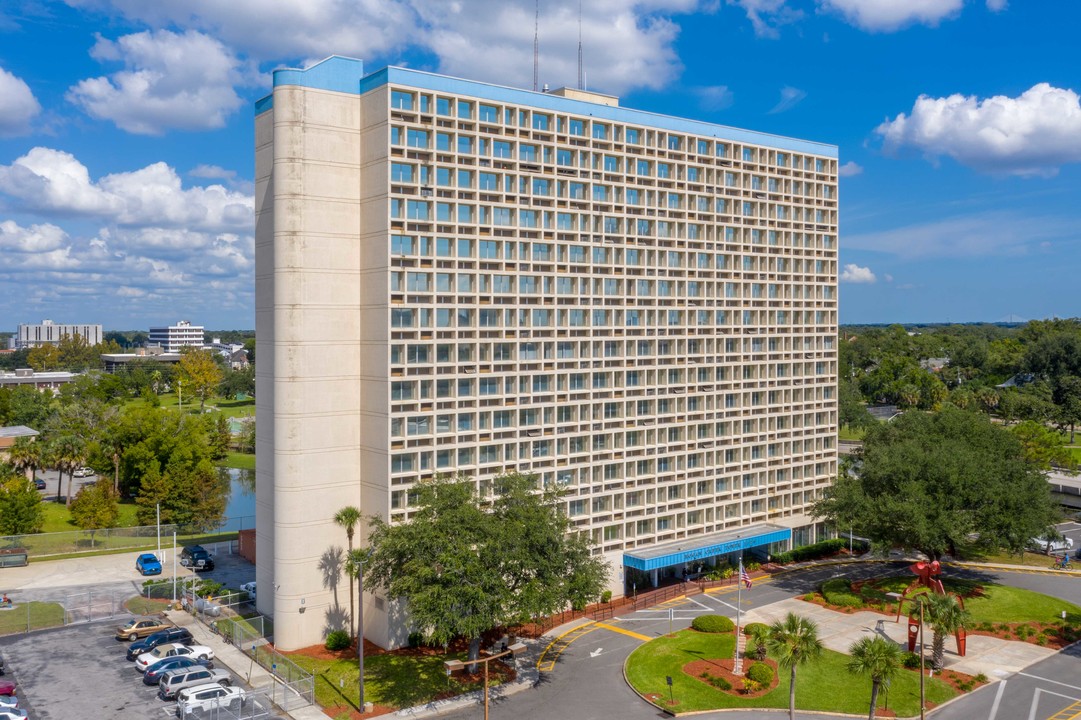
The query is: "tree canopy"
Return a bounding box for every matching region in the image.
[814,406,1058,559]
[364,473,608,660]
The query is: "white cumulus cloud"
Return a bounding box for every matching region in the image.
[876,83,1081,177]
[67,29,256,134]
[986,0,1007,11]
[0,147,252,230]
[0,67,41,137]
[0,220,68,253]
[840,264,877,283]
[838,161,863,177]
[819,0,963,32]
[64,0,704,95]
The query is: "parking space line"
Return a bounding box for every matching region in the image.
[1047,701,1081,720]
[1018,673,1081,693]
[707,575,776,595]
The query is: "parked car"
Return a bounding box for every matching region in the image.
[1029,536,1074,554]
[143,656,212,686]
[32,478,45,490]
[0,710,27,720]
[0,696,17,710]
[180,545,215,571]
[116,616,172,641]
[127,627,193,660]
[176,683,245,717]
[135,553,163,576]
[72,467,94,478]
[0,681,12,696]
[136,643,214,672]
[157,667,231,701]
[240,581,256,600]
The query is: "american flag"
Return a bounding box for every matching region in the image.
[739,560,752,589]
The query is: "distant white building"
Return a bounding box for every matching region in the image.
[148,320,205,353]
[16,320,102,349]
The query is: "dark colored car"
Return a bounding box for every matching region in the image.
[135,553,162,576]
[32,478,45,490]
[127,627,194,660]
[180,546,214,571]
[142,656,211,685]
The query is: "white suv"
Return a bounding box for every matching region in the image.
[1029,536,1074,554]
[176,683,244,718]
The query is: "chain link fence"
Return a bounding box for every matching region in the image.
[0,516,254,559]
[0,591,129,636]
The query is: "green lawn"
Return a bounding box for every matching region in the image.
[838,425,867,442]
[219,452,255,470]
[124,392,254,419]
[39,499,140,532]
[0,601,66,636]
[855,577,1081,624]
[289,649,505,713]
[625,629,956,715]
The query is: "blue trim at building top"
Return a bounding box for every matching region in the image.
[622,527,792,572]
[255,57,836,158]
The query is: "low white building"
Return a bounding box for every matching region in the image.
[148,321,205,353]
[16,320,102,349]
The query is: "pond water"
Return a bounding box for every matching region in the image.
[220,467,256,531]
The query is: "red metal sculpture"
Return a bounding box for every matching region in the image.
[895,559,966,657]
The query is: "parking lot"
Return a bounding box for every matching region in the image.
[0,616,257,720]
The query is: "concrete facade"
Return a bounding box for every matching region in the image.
[147,320,205,352]
[16,320,102,348]
[256,57,839,651]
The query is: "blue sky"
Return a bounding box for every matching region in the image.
[1,0,1079,329]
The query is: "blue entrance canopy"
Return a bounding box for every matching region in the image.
[623,523,792,572]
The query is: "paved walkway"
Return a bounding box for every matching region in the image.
[740,597,1057,678]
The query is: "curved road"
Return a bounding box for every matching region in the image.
[444,562,1081,720]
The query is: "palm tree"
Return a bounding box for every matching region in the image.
[923,593,970,670]
[49,434,86,507]
[847,636,903,720]
[8,437,42,487]
[766,612,824,720]
[334,506,362,638]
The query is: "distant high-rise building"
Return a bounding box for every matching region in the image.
[16,319,102,349]
[148,320,205,352]
[255,57,839,651]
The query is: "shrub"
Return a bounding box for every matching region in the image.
[745,561,761,572]
[902,651,921,670]
[975,673,988,684]
[600,590,613,603]
[746,662,774,686]
[325,630,351,651]
[743,622,769,637]
[742,679,761,694]
[771,538,865,565]
[407,631,425,648]
[821,578,862,608]
[692,615,735,633]
[705,674,731,691]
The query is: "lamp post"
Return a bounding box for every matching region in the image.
[445,642,527,720]
[349,549,371,714]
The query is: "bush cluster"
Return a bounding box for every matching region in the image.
[771,538,868,565]
[820,578,862,607]
[692,614,735,633]
[901,651,921,670]
[699,671,732,691]
[325,630,351,651]
[745,662,774,686]
[742,622,769,638]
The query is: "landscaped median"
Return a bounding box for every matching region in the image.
[624,622,957,716]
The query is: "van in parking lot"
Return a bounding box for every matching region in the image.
[157,667,231,700]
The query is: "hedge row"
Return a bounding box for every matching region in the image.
[692,614,735,633]
[771,537,869,565]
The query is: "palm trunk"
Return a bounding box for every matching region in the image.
[65,470,74,507]
[113,454,120,495]
[55,471,63,503]
[868,678,880,720]
[789,665,797,720]
[932,632,945,671]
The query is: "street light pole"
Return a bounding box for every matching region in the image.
[445,643,527,720]
[918,598,926,720]
[156,503,161,560]
[358,566,365,713]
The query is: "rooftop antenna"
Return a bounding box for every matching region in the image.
[533,0,539,91]
[577,0,584,90]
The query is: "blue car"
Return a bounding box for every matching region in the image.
[135,553,162,576]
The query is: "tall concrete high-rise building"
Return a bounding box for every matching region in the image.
[16,319,102,348]
[148,320,205,352]
[256,57,839,651]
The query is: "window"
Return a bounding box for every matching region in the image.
[569,119,584,136]
[592,122,609,139]
[391,90,413,110]
[391,163,414,183]
[457,100,473,119]
[407,129,428,148]
[533,113,550,130]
